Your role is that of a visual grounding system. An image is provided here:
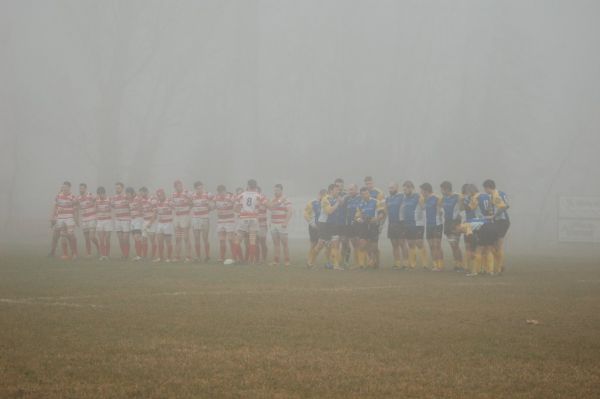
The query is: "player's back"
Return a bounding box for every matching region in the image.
[238,191,264,219]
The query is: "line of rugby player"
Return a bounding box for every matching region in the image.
[304,176,510,276]
[49,179,293,265]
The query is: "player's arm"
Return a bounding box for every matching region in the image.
[50,201,58,227]
[492,192,509,219]
[376,200,386,223]
[322,197,339,215]
[74,199,80,227]
[284,202,293,227]
[303,201,313,224]
[354,207,363,223]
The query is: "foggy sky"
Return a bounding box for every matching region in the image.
[1,0,600,254]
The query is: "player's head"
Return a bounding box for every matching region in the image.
[360,187,370,201]
[79,183,87,195]
[388,182,399,195]
[364,176,374,190]
[334,178,344,191]
[274,184,283,197]
[115,182,124,194]
[61,181,71,194]
[97,186,106,198]
[217,184,226,194]
[139,186,149,198]
[440,181,453,196]
[482,179,496,194]
[318,189,327,199]
[194,181,203,193]
[419,183,433,196]
[402,180,414,195]
[156,188,166,201]
[174,180,183,192]
[348,183,358,196]
[247,179,257,190]
[125,187,135,199]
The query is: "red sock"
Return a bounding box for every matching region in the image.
[204,242,210,259]
[135,240,142,257]
[167,242,173,259]
[69,236,78,257]
[142,241,148,258]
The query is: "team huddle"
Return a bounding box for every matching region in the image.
[303,177,510,276]
[50,176,510,276]
[50,179,293,265]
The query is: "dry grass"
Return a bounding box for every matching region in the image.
[1,248,599,398]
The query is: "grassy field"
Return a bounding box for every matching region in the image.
[1,248,600,398]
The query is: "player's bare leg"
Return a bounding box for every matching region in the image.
[183,227,192,262]
[270,233,281,266]
[308,239,325,268]
[449,238,463,271]
[66,225,78,260]
[116,231,129,260]
[330,238,343,271]
[391,238,401,268]
[192,229,202,261]
[201,228,210,262]
[416,238,429,269]
[258,236,268,264]
[174,227,183,261]
[217,231,226,262]
[281,234,290,266]
[248,232,258,264]
[49,228,61,257]
[132,231,143,260]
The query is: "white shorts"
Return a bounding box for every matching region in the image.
[54,218,75,231]
[131,217,144,232]
[270,224,288,236]
[258,224,268,238]
[191,217,210,231]
[216,221,236,234]
[237,218,259,233]
[156,222,174,236]
[173,214,190,229]
[96,219,114,232]
[114,219,131,233]
[80,219,97,231]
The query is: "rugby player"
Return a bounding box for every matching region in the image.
[304,189,326,262]
[364,176,385,201]
[256,186,268,264]
[152,188,174,263]
[49,181,78,260]
[139,187,155,260]
[343,184,361,267]
[214,185,239,263]
[440,181,464,271]
[483,179,510,274]
[236,179,266,264]
[95,186,112,260]
[402,181,428,269]
[77,183,99,258]
[465,185,497,276]
[190,181,213,262]
[171,180,192,262]
[308,184,344,270]
[111,182,131,260]
[334,178,351,265]
[386,182,408,269]
[127,187,144,261]
[420,183,444,271]
[268,184,293,266]
[354,187,385,268]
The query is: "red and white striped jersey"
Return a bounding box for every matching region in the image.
[95,197,112,220]
[155,199,174,223]
[214,193,235,223]
[140,196,155,221]
[190,191,214,218]
[171,190,191,216]
[130,196,143,219]
[54,193,77,219]
[237,190,266,219]
[111,194,131,221]
[77,192,96,222]
[270,196,292,225]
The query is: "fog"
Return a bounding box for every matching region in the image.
[1,0,599,256]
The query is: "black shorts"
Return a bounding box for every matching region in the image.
[357,222,380,242]
[426,224,443,240]
[309,225,319,244]
[443,218,462,239]
[340,224,358,239]
[317,222,333,242]
[476,223,498,246]
[406,226,425,240]
[495,219,510,238]
[387,221,407,240]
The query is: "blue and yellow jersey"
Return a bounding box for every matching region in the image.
[442,193,462,223]
[355,198,383,222]
[344,194,361,225]
[319,195,344,225]
[424,194,443,226]
[369,188,385,202]
[491,190,510,221]
[463,195,476,222]
[385,193,404,223]
[477,193,493,217]
[465,193,491,220]
[304,199,321,226]
[401,193,425,227]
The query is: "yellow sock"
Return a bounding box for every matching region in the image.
[419,248,429,268]
[486,251,495,274]
[330,247,339,267]
[494,248,504,273]
[408,248,417,268]
[308,247,316,265]
[472,254,482,274]
[437,259,444,270]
